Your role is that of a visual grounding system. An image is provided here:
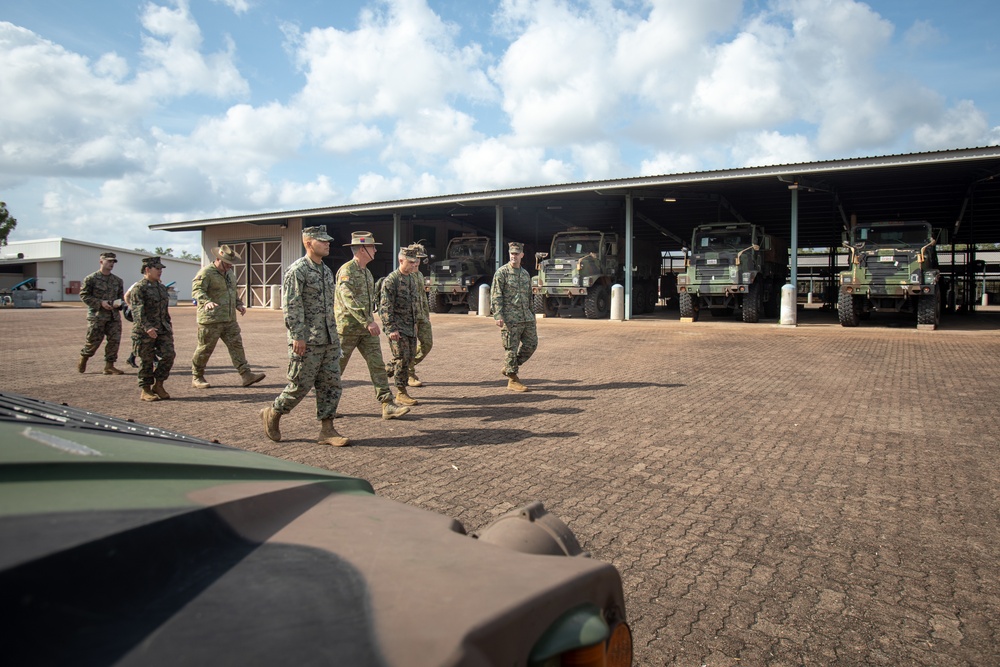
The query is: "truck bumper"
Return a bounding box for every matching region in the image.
[533,287,588,296]
[841,283,940,297]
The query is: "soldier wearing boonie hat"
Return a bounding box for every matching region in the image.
[404,241,432,388]
[190,244,266,390]
[78,250,126,376]
[490,241,537,392]
[261,224,350,447]
[130,257,176,402]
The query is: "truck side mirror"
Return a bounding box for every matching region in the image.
[935,229,949,245]
[841,231,849,245]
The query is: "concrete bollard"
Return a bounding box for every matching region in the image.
[983,292,989,307]
[270,285,281,310]
[779,284,797,326]
[611,284,624,320]
[478,283,491,316]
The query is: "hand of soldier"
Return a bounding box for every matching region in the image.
[367,322,380,336]
[237,304,246,315]
[100,300,113,311]
[292,339,306,355]
[495,318,504,328]
[389,331,400,341]
[146,327,158,339]
[205,301,218,311]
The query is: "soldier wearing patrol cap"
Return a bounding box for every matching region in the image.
[261,226,350,446]
[378,244,424,406]
[406,241,433,387]
[490,241,537,391]
[334,231,410,420]
[130,257,176,401]
[78,251,126,375]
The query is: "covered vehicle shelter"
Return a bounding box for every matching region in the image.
[152,146,1000,319]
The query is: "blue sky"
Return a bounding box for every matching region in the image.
[1,0,998,256]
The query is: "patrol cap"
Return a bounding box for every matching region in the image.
[508,241,524,254]
[142,256,165,269]
[303,226,334,241]
[100,252,118,262]
[345,231,381,247]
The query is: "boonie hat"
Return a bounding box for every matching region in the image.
[344,231,382,247]
[213,244,242,263]
[142,257,165,269]
[303,226,334,241]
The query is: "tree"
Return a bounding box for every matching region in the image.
[0,202,17,247]
[179,250,199,261]
[154,247,174,258]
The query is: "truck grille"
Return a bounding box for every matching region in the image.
[693,259,731,282]
[861,255,910,279]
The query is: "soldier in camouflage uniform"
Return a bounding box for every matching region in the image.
[130,257,176,401]
[490,241,537,392]
[407,243,432,387]
[78,251,125,375]
[335,231,409,420]
[378,246,423,406]
[190,244,266,389]
[260,226,349,447]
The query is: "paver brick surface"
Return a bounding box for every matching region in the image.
[2,303,999,666]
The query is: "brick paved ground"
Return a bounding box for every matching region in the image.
[2,303,999,666]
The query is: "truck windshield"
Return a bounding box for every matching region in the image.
[449,240,485,258]
[854,224,930,247]
[694,228,750,249]
[553,238,600,258]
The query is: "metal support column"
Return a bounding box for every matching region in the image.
[495,205,504,270]
[790,188,799,289]
[625,193,633,320]
[392,213,402,263]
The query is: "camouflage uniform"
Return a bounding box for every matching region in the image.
[336,257,392,404]
[79,269,124,362]
[490,260,537,377]
[409,269,433,374]
[271,255,342,420]
[379,268,421,390]
[130,277,175,388]
[191,263,251,376]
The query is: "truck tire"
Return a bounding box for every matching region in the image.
[838,291,861,327]
[917,291,941,327]
[430,293,450,314]
[584,285,610,319]
[534,294,556,317]
[742,280,762,323]
[647,284,659,312]
[467,282,483,313]
[679,291,698,320]
[632,284,647,315]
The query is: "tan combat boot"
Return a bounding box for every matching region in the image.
[77,356,89,373]
[103,361,124,375]
[507,374,529,392]
[382,400,410,420]
[240,370,266,387]
[407,367,423,387]
[260,406,282,442]
[151,379,170,400]
[395,390,418,406]
[192,375,211,389]
[140,386,160,401]
[317,418,349,447]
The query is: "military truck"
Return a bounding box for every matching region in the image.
[532,228,660,319]
[425,234,493,313]
[676,222,788,323]
[838,220,947,328]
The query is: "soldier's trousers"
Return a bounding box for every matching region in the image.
[387,335,416,390]
[501,320,537,376]
[81,317,122,361]
[133,333,175,387]
[191,321,249,375]
[273,342,342,420]
[410,319,433,371]
[339,330,391,404]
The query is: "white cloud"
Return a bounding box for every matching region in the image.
[903,19,945,50]
[913,100,990,150]
[640,152,704,177]
[730,130,815,167]
[447,137,573,192]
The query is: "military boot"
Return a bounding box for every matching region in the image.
[77,356,89,373]
[407,367,424,387]
[192,374,211,389]
[507,374,529,392]
[151,379,170,400]
[260,406,282,442]
[382,400,410,420]
[140,386,160,402]
[395,390,418,406]
[103,361,124,375]
[240,370,266,387]
[317,418,349,447]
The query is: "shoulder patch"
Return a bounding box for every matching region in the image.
[339,274,349,282]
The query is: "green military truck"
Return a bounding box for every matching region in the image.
[677,222,788,323]
[532,228,660,319]
[838,220,947,328]
[425,234,493,313]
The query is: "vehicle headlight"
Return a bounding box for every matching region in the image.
[677,275,688,286]
[424,278,430,285]
[582,277,592,287]
[842,276,852,284]
[742,272,751,283]
[925,271,937,284]
[464,277,472,286]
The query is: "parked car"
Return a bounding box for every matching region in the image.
[0,392,632,666]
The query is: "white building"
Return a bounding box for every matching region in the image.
[0,238,200,302]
